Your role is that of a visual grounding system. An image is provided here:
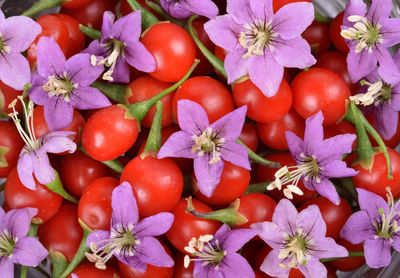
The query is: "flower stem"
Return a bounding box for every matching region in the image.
[244,181,272,195]
[79,25,101,41]
[91,81,129,104]
[185,196,247,226]
[57,220,92,278]
[121,59,199,128]
[46,170,78,204]
[50,251,68,278]
[20,224,39,278]
[320,251,364,262]
[126,0,160,30]
[236,139,280,168]
[79,145,124,174]
[187,15,227,79]
[22,0,65,18]
[141,101,163,158]
[314,11,332,24]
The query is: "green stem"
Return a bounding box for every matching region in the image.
[79,145,124,174]
[20,224,39,278]
[46,170,78,204]
[187,15,227,79]
[121,59,199,128]
[142,101,163,158]
[79,25,101,41]
[50,251,68,278]
[115,0,123,18]
[126,0,160,30]
[236,139,280,168]
[320,251,364,263]
[185,197,247,226]
[244,181,272,195]
[314,11,332,24]
[22,0,65,18]
[91,81,129,104]
[58,220,92,278]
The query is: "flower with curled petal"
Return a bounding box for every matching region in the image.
[160,0,219,19]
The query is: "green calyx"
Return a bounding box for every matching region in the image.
[0,233,15,257]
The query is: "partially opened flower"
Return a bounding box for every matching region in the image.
[251,199,348,278]
[8,98,76,190]
[29,36,111,131]
[157,100,250,197]
[340,188,400,268]
[0,207,49,278]
[204,0,316,97]
[85,181,174,272]
[85,11,156,83]
[183,224,257,278]
[350,49,400,139]
[0,10,41,90]
[160,0,219,19]
[341,0,400,84]
[270,111,357,205]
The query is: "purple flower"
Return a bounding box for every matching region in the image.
[269,111,357,205]
[350,49,400,139]
[183,224,257,278]
[251,199,348,278]
[85,11,156,83]
[157,100,250,197]
[341,0,400,84]
[29,36,111,132]
[340,188,400,268]
[8,98,77,190]
[0,10,41,90]
[204,0,316,97]
[85,181,174,272]
[0,207,49,278]
[160,0,219,19]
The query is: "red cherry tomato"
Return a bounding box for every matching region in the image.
[67,262,120,278]
[239,122,259,153]
[166,198,221,253]
[302,21,331,56]
[351,148,400,199]
[60,150,107,197]
[120,156,183,216]
[192,17,215,76]
[61,0,94,10]
[33,105,85,143]
[193,162,250,205]
[173,252,194,278]
[38,204,83,262]
[53,13,85,58]
[142,22,196,83]
[328,239,365,272]
[82,105,139,161]
[291,68,351,125]
[173,76,234,124]
[241,239,268,269]
[330,11,349,54]
[324,121,357,149]
[214,45,228,82]
[256,152,316,205]
[0,81,22,115]
[78,177,120,231]
[120,0,163,20]
[0,122,25,178]
[4,167,63,223]
[273,0,311,12]
[236,193,276,229]
[256,109,305,150]
[127,75,174,128]
[233,77,292,123]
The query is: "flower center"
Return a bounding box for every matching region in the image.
[350,80,392,106]
[0,35,10,54]
[374,187,400,239]
[8,97,41,152]
[192,127,225,164]
[268,154,320,199]
[279,229,311,268]
[341,15,382,53]
[94,39,125,81]
[0,229,17,258]
[42,75,76,102]
[239,18,277,58]
[85,223,140,270]
[183,235,227,270]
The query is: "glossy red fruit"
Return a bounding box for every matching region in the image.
[5,167,63,223]
[236,193,276,229]
[191,17,215,76]
[120,156,183,216]
[54,13,85,58]
[330,11,349,54]
[273,0,311,12]
[67,262,120,278]
[173,76,234,124]
[239,122,259,153]
[0,122,25,178]
[61,0,94,9]
[82,105,139,161]
[328,239,365,272]
[302,21,331,56]
[38,204,83,262]
[142,22,196,83]
[233,77,292,123]
[0,80,22,115]
[173,252,194,278]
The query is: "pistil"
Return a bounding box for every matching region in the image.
[192,127,225,164]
